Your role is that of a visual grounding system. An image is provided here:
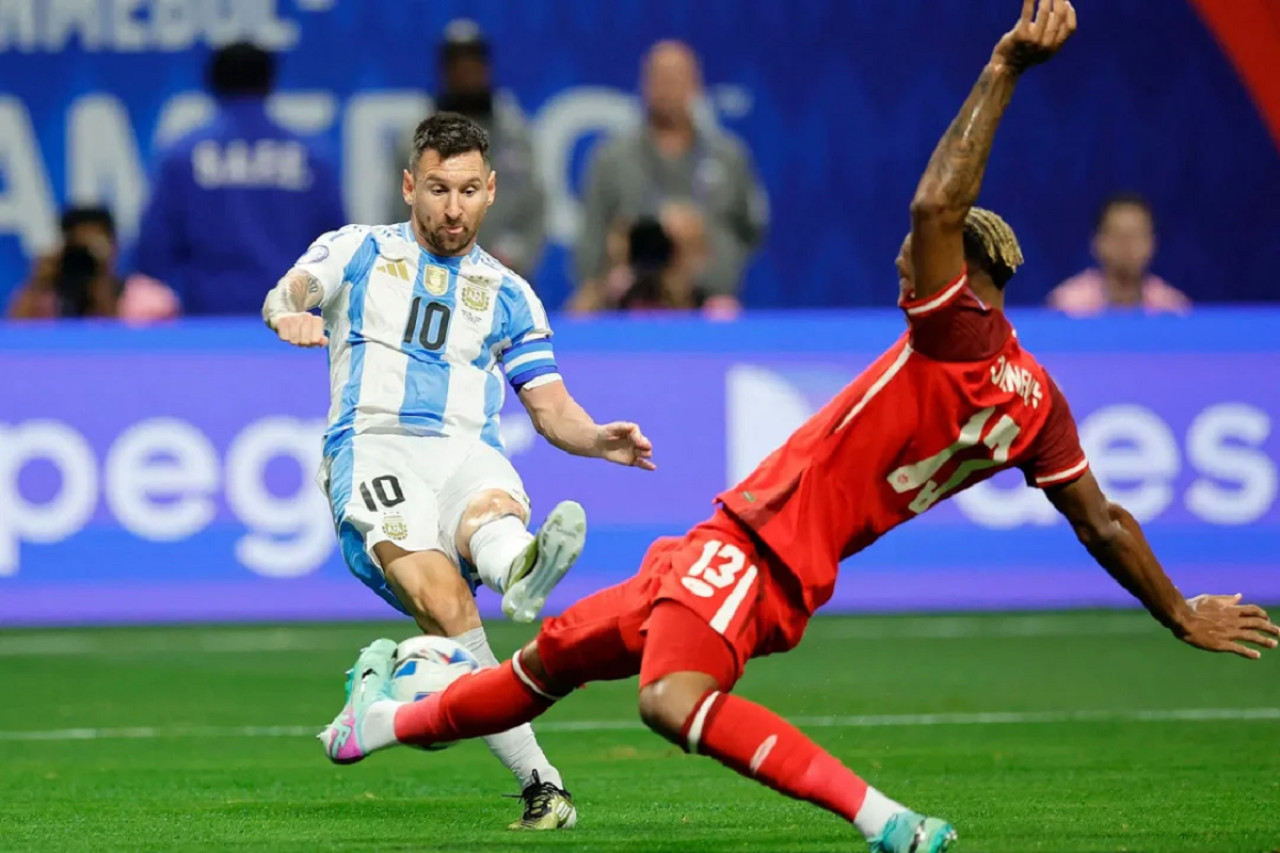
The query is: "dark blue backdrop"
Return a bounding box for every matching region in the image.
[0,0,1276,311]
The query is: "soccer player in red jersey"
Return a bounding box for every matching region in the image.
[319,2,1279,848]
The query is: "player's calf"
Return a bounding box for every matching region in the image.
[378,543,482,636]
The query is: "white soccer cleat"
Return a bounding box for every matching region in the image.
[501,500,587,623]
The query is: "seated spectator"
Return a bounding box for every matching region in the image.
[583,202,709,312]
[8,208,126,319]
[573,40,768,313]
[380,19,546,279]
[132,42,344,315]
[1048,193,1190,316]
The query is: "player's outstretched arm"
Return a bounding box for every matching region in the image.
[1045,471,1279,659]
[909,0,1076,299]
[263,270,328,348]
[518,380,656,470]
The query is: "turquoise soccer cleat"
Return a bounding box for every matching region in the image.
[869,810,958,853]
[318,638,397,764]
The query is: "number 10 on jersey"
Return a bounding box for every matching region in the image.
[402,298,452,351]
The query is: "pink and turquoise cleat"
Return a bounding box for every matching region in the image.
[869,810,958,853]
[318,638,397,765]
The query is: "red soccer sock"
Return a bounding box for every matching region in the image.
[683,690,869,823]
[393,657,556,748]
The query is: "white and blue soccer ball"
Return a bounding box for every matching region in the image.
[390,635,481,750]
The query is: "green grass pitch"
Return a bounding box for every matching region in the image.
[2,611,1278,852]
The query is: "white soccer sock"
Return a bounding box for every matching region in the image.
[359,698,402,751]
[452,627,564,790]
[853,786,908,840]
[468,516,534,594]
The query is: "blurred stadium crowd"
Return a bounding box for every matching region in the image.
[5,19,1205,324]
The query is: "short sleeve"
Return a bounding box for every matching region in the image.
[289,224,371,307]
[1021,376,1090,489]
[498,276,560,392]
[900,269,1012,362]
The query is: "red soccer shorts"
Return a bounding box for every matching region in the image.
[537,510,812,691]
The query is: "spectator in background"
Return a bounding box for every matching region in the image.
[9,207,127,319]
[132,42,345,315]
[573,40,767,314]
[1048,193,1190,316]
[578,201,710,312]
[381,19,546,279]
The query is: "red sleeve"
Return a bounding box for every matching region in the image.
[1021,376,1089,489]
[900,269,1012,362]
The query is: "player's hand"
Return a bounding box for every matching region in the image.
[271,312,328,348]
[1175,594,1280,660]
[594,421,656,471]
[991,0,1077,75]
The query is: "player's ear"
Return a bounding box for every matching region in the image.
[486,169,497,208]
[402,169,414,206]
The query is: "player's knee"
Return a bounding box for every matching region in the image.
[454,490,528,558]
[518,640,574,697]
[637,672,718,743]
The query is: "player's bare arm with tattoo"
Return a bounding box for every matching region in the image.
[262,269,328,347]
[909,0,1076,299]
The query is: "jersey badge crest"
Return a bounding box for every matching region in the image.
[461,283,491,312]
[382,513,408,542]
[424,265,450,296]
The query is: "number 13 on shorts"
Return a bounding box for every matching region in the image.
[679,540,760,635]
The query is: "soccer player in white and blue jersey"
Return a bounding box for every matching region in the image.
[262,113,654,829]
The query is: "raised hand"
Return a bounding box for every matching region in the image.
[1177,594,1280,660]
[595,421,656,470]
[992,0,1077,75]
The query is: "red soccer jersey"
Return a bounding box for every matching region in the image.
[716,271,1090,614]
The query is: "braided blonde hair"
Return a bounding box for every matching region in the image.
[963,207,1024,288]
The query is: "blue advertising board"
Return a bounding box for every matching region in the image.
[2,309,1277,625]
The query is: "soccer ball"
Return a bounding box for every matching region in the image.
[389,635,481,751]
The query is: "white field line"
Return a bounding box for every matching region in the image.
[1,708,1277,742]
[0,614,1158,657]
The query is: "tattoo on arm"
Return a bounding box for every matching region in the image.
[285,272,323,312]
[914,64,1018,213]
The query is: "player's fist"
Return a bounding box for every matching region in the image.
[595,421,656,471]
[271,312,328,348]
[991,0,1076,74]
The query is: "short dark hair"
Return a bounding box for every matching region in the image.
[1094,192,1154,233]
[60,206,115,239]
[409,112,490,171]
[207,42,275,98]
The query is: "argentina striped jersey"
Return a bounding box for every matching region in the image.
[288,222,560,457]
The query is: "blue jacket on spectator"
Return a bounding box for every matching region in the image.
[133,98,345,315]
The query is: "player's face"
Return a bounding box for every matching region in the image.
[1093,204,1155,279]
[895,236,914,301]
[404,149,495,256]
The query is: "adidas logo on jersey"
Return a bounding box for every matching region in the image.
[377,259,410,281]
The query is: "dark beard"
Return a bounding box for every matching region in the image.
[426,225,473,256]
[436,90,494,120]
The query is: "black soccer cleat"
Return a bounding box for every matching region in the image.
[505,770,577,830]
